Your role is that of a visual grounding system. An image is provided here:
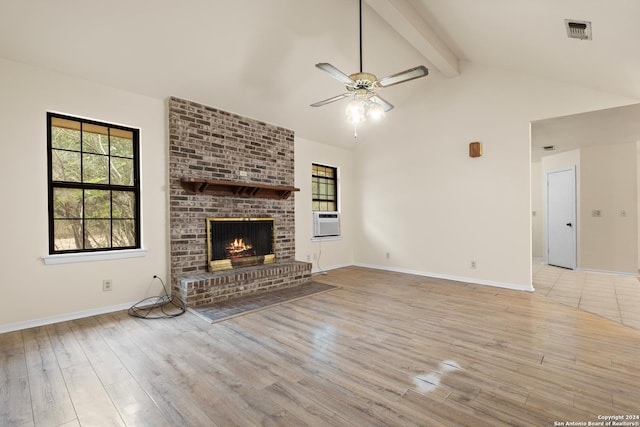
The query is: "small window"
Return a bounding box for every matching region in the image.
[312,163,337,212]
[47,113,140,254]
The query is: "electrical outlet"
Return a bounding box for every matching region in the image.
[470,261,477,269]
[386,252,390,259]
[306,254,311,262]
[103,279,113,292]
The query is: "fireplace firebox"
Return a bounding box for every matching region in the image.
[206,217,276,272]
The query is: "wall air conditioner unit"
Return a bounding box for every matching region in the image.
[313,211,340,237]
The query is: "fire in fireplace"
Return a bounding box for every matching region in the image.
[226,238,253,258]
[206,217,275,271]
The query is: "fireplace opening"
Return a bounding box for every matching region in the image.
[206,217,276,271]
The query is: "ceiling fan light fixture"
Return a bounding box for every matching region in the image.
[310,0,428,137]
[367,102,385,120]
[346,99,366,124]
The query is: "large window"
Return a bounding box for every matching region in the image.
[47,113,140,254]
[312,163,337,211]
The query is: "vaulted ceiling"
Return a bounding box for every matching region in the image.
[1,0,639,148]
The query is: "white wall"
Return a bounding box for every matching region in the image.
[531,161,543,259]
[352,61,634,291]
[580,142,638,273]
[295,137,354,272]
[0,59,167,330]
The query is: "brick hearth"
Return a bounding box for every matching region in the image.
[178,261,311,307]
[168,97,311,307]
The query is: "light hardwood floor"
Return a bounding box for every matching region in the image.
[2,266,640,426]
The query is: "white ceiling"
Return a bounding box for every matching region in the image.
[1,0,640,148]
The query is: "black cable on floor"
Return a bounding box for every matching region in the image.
[128,275,186,319]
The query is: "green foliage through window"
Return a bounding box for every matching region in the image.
[48,113,140,253]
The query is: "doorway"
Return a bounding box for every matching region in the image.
[546,167,576,269]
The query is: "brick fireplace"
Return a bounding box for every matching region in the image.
[168,97,311,307]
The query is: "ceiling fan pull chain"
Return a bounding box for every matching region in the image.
[359,0,363,73]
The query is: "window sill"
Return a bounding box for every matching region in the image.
[311,236,342,242]
[42,249,147,265]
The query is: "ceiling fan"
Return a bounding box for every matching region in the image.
[310,0,429,136]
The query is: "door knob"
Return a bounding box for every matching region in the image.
[566,223,572,227]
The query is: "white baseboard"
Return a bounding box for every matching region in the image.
[353,263,535,292]
[576,267,639,277]
[311,262,353,275]
[534,259,638,278]
[0,301,138,334]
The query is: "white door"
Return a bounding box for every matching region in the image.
[546,167,576,269]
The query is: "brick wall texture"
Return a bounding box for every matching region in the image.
[168,97,306,304]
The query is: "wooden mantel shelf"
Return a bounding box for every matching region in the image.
[180,178,299,200]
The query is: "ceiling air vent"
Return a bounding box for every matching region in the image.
[565,19,592,40]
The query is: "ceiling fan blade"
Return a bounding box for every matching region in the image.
[310,93,351,108]
[370,95,394,112]
[377,65,429,88]
[315,63,355,85]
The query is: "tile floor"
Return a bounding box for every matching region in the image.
[533,262,640,330]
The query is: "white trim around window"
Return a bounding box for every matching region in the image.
[42,248,147,265]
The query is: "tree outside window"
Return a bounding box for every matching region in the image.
[47,113,140,253]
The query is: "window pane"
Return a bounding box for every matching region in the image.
[83,153,109,184]
[113,220,136,247]
[51,118,81,151]
[324,167,334,178]
[319,181,328,197]
[85,190,111,218]
[110,157,134,186]
[82,123,109,154]
[113,191,135,218]
[312,201,320,211]
[52,149,81,182]
[84,219,111,249]
[54,219,83,250]
[53,188,83,219]
[110,133,134,158]
[328,202,336,211]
